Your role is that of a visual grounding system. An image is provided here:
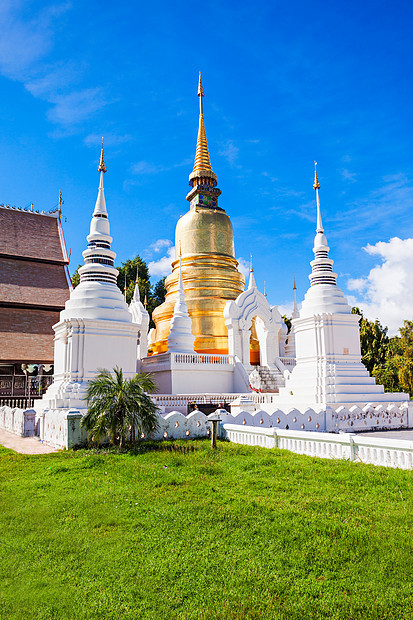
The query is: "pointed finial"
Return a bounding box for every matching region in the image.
[124,279,127,301]
[179,240,182,258]
[250,254,253,272]
[264,281,267,297]
[135,265,139,284]
[313,161,320,190]
[190,73,215,179]
[144,292,148,308]
[98,137,107,173]
[292,277,298,317]
[313,161,323,233]
[58,190,63,219]
[198,71,204,115]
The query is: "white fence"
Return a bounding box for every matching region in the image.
[223,424,413,469]
[2,403,413,470]
[152,391,287,412]
[0,406,36,437]
[218,402,413,433]
[152,393,240,413]
[173,353,232,365]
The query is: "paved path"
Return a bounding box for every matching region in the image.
[0,429,59,454]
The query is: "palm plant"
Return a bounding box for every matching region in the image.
[81,367,159,447]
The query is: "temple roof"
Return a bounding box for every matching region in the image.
[0,307,59,363]
[0,206,71,363]
[0,258,70,308]
[0,207,68,263]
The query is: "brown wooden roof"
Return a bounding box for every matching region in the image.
[0,307,59,362]
[0,208,66,262]
[0,207,71,363]
[0,258,69,308]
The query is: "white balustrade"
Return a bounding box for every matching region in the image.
[223,423,413,469]
[279,357,296,368]
[172,352,233,365]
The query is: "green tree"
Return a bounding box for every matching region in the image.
[152,277,167,305]
[116,256,166,324]
[372,337,403,394]
[81,367,159,447]
[70,264,82,288]
[352,307,389,373]
[147,277,167,327]
[117,255,150,305]
[71,254,167,327]
[396,321,413,395]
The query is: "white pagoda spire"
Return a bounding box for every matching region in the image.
[78,141,118,287]
[38,142,139,417]
[308,163,337,288]
[129,267,150,359]
[299,162,352,317]
[248,255,257,290]
[167,251,195,353]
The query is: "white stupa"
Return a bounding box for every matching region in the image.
[167,252,196,353]
[40,145,139,411]
[285,279,298,357]
[278,163,407,407]
[129,270,150,360]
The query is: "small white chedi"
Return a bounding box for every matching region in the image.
[39,147,138,414]
[277,164,407,408]
[129,271,150,361]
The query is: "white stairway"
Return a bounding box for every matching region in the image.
[249,366,286,393]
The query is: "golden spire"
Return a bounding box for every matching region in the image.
[264,281,267,297]
[144,293,148,308]
[98,137,107,173]
[58,190,63,220]
[191,73,214,176]
[293,277,297,290]
[250,254,253,272]
[124,279,127,301]
[313,161,320,190]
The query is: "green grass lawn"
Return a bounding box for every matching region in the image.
[1,440,413,620]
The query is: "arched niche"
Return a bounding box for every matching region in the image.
[224,285,283,368]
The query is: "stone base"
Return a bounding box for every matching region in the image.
[36,408,86,449]
[140,352,250,394]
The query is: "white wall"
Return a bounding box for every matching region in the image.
[223,424,413,470]
[0,406,35,436]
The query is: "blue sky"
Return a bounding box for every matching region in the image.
[1,0,413,334]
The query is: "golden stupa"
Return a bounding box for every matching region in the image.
[150,74,246,356]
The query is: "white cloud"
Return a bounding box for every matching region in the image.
[236,257,250,279]
[48,88,108,125]
[278,302,294,317]
[84,132,132,147]
[149,239,172,253]
[0,2,110,130]
[131,159,191,176]
[333,173,413,235]
[347,237,413,335]
[0,3,60,79]
[341,168,357,182]
[219,140,239,166]
[148,246,175,277]
[132,161,166,175]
